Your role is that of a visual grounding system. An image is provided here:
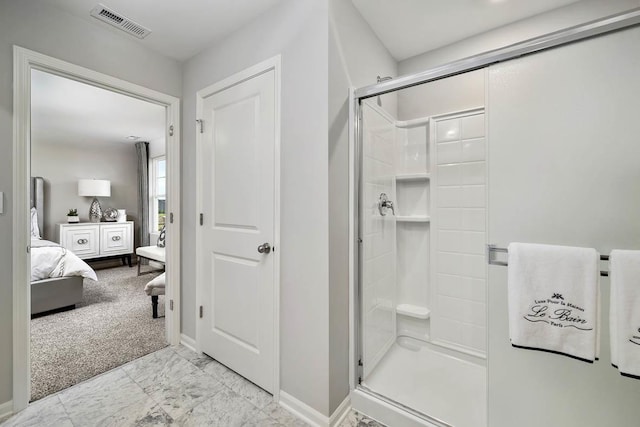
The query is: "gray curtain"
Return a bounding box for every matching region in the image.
[135,141,150,248]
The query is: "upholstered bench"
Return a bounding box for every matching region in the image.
[135,245,165,276]
[144,272,165,318]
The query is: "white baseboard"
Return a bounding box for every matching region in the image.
[0,400,13,422]
[279,391,351,427]
[279,391,328,427]
[180,333,197,352]
[329,395,351,426]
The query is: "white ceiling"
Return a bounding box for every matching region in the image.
[31,69,166,147]
[351,0,583,61]
[40,0,582,63]
[43,0,283,61]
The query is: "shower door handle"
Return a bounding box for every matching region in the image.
[257,243,272,254]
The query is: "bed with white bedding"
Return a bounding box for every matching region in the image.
[31,177,97,315]
[31,238,97,282]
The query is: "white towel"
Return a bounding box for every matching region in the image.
[508,243,600,362]
[610,250,640,379]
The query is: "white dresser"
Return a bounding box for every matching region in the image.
[58,221,134,265]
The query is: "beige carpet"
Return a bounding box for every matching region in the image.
[30,265,167,401]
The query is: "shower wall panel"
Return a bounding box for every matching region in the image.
[431,111,487,355]
[361,103,397,376]
[395,124,431,334]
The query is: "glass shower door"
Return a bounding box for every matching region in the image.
[356,76,488,427]
[487,25,640,427]
[359,100,397,380]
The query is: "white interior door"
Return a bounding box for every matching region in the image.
[198,63,278,393]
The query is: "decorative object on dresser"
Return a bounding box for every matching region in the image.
[103,207,119,222]
[67,208,79,223]
[58,221,134,266]
[78,179,111,222]
[117,209,127,222]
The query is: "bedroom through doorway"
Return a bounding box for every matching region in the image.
[28,68,170,402]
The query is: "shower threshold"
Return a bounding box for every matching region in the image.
[361,337,486,427]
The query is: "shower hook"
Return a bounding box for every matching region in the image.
[376,76,393,106]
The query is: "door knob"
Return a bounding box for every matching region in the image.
[257,243,272,254]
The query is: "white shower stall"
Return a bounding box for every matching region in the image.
[351,9,640,427]
[358,95,487,427]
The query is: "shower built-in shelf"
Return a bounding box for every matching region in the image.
[396,304,431,320]
[396,215,430,223]
[396,173,431,181]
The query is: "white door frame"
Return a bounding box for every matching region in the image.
[12,46,182,412]
[195,55,281,400]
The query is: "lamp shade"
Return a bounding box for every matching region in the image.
[78,179,111,197]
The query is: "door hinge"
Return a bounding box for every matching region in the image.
[199,305,203,318]
[196,119,204,134]
[358,358,363,366]
[199,213,204,226]
[169,212,174,224]
[170,300,174,310]
[27,245,30,254]
[358,376,362,385]
[169,125,174,137]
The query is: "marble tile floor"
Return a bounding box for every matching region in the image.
[1,345,385,427]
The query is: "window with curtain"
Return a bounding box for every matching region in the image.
[150,156,166,232]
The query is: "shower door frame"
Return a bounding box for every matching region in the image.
[350,8,640,427]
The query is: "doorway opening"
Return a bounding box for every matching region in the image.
[29,68,169,401]
[13,47,181,411]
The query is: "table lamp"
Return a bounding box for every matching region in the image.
[78,179,111,222]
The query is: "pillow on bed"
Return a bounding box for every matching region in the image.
[157,225,166,248]
[30,207,41,239]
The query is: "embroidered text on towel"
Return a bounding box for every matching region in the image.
[524,294,593,330]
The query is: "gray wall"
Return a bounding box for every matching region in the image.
[328,24,351,416]
[399,0,640,74]
[329,0,398,116]
[0,0,181,407]
[397,70,484,121]
[180,0,333,416]
[327,23,349,418]
[488,25,640,426]
[328,0,397,413]
[396,0,640,123]
[31,141,139,243]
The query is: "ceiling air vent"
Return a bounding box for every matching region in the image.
[90,4,151,39]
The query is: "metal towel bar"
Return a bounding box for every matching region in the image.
[487,244,610,277]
